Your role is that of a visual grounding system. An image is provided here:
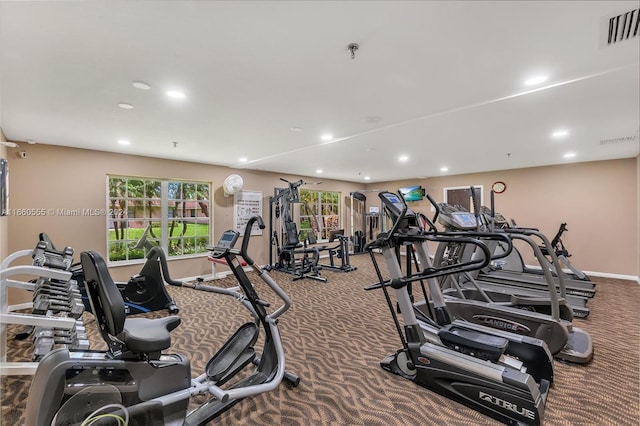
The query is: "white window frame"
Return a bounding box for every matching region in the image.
[106,175,212,266]
[298,189,341,242]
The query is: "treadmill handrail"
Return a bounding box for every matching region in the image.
[365,234,493,290]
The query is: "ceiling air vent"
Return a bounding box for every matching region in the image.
[599,135,638,145]
[607,8,639,44]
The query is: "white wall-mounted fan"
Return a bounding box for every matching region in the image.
[223,174,244,196]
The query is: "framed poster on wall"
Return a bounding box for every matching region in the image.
[234,190,263,235]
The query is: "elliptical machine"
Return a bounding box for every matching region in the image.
[25,215,299,426]
[40,225,180,315]
[365,191,553,426]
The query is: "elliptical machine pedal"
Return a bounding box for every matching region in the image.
[206,322,259,385]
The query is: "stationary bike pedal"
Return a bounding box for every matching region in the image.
[206,322,259,382]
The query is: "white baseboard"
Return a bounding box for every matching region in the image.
[582,270,640,283]
[524,264,639,283]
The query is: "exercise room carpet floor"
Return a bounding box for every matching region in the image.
[2,254,639,425]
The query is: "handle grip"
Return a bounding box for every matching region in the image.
[241,215,265,265]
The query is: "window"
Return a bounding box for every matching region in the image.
[298,189,340,241]
[107,176,210,263]
[443,185,483,212]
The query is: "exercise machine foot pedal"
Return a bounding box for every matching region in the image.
[438,324,508,363]
[206,322,259,383]
[213,348,257,386]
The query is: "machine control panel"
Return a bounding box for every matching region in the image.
[380,192,416,221]
[450,212,478,229]
[209,230,240,258]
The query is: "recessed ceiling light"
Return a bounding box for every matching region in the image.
[399,155,409,162]
[563,152,576,158]
[321,134,333,142]
[238,157,248,162]
[132,81,151,90]
[118,103,134,109]
[552,129,569,138]
[118,139,131,145]
[524,75,548,86]
[289,127,303,132]
[166,90,186,99]
[316,169,323,174]
[364,176,371,181]
[26,139,36,145]
[440,166,449,172]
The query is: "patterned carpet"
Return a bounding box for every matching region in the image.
[2,254,639,425]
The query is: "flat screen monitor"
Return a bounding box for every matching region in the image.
[398,185,423,202]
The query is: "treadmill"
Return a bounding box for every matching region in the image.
[433,204,591,319]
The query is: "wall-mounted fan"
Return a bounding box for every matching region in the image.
[223,174,244,196]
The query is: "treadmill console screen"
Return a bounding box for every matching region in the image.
[380,193,403,219]
[451,212,477,229]
[380,192,417,224]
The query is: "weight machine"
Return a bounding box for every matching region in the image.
[315,229,357,273]
[268,178,326,282]
[350,190,382,255]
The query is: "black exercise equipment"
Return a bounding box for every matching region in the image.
[364,191,552,426]
[423,192,593,364]
[11,241,90,360]
[25,216,299,426]
[40,227,180,315]
[435,203,591,319]
[268,178,326,282]
[316,229,357,273]
[475,193,596,299]
[350,191,368,254]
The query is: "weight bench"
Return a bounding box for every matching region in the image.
[207,256,248,280]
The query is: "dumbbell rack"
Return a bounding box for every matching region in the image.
[0,249,74,375]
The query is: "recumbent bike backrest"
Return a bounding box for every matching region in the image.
[81,251,127,342]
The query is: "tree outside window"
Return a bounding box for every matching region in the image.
[107,176,210,263]
[298,189,340,241]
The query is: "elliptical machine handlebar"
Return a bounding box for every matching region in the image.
[248,215,292,320]
[425,192,440,226]
[241,215,264,266]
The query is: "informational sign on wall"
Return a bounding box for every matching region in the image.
[234,190,263,235]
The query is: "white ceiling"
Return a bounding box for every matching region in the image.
[1,1,638,183]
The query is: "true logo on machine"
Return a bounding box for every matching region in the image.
[472,315,531,333]
[478,391,536,420]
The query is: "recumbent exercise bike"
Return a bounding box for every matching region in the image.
[39,225,180,315]
[25,215,299,426]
